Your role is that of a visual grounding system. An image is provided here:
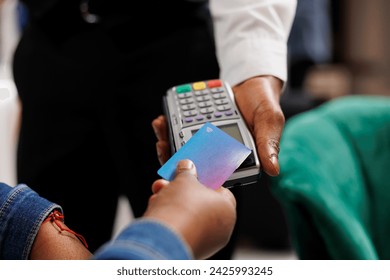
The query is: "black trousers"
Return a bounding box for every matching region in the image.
[13,7,239,258]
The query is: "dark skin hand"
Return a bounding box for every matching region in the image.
[145,159,236,259]
[152,75,285,177]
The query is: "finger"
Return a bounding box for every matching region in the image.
[151,178,170,194]
[252,105,284,176]
[151,115,168,141]
[159,115,169,141]
[215,187,237,208]
[148,193,158,203]
[151,115,163,140]
[175,159,197,178]
[156,141,170,165]
[256,96,283,176]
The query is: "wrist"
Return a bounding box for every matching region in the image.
[30,211,92,260]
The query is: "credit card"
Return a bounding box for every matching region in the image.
[157,122,252,189]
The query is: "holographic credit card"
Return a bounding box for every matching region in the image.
[157,122,252,189]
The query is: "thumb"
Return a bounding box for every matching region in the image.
[175,159,198,178]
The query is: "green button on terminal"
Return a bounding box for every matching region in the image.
[176,84,192,93]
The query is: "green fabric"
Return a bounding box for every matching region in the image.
[271,95,390,259]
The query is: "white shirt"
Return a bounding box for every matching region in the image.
[210,0,297,87]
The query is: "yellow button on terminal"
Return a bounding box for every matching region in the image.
[192,82,206,90]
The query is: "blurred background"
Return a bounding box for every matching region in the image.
[1,0,390,259]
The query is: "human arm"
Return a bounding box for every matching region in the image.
[209,0,296,86]
[210,0,297,176]
[29,212,92,260]
[1,159,235,260]
[0,183,91,259]
[152,1,296,176]
[94,159,236,260]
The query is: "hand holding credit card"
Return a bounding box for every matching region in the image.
[157,122,252,189]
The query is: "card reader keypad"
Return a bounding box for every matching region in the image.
[173,80,239,127]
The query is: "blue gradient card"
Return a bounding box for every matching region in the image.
[157,122,252,189]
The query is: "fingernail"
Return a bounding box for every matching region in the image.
[177,159,194,172]
[270,154,280,175]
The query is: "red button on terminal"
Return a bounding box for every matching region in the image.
[207,80,222,88]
